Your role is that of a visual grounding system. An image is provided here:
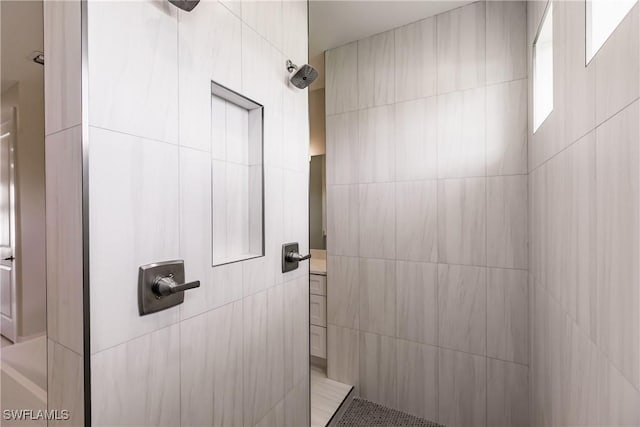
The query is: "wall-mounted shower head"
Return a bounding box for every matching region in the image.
[168,0,199,12]
[286,60,318,90]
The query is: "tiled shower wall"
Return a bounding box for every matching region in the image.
[528,1,640,425]
[325,2,528,426]
[82,1,310,426]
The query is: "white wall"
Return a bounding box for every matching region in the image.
[83,1,310,426]
[325,2,528,426]
[528,1,640,425]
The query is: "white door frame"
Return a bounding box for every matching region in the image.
[0,107,18,343]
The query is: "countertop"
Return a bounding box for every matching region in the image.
[310,249,326,275]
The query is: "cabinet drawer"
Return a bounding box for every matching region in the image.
[310,294,327,327]
[310,274,326,296]
[310,325,326,359]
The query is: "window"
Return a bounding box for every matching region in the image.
[211,81,264,266]
[533,2,553,132]
[586,0,638,62]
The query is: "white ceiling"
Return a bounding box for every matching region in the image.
[309,0,473,90]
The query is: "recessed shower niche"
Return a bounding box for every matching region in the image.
[211,81,264,266]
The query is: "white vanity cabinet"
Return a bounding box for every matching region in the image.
[309,272,327,359]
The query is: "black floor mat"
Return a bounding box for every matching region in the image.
[336,398,443,427]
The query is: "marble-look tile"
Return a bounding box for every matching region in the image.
[358,30,395,109]
[325,43,358,115]
[43,0,81,135]
[45,127,83,355]
[220,0,242,17]
[436,2,486,93]
[396,340,438,420]
[180,302,243,427]
[243,290,269,425]
[178,0,241,151]
[437,178,486,265]
[485,1,527,85]
[487,358,529,427]
[359,258,396,337]
[326,112,359,185]
[284,276,309,391]
[394,18,436,102]
[282,85,309,173]
[437,87,486,179]
[594,3,639,126]
[284,376,310,427]
[327,256,359,329]
[358,105,395,183]
[571,134,597,341]
[88,0,178,143]
[395,97,437,182]
[283,169,309,279]
[255,400,284,427]
[281,0,307,63]
[487,268,528,365]
[241,24,283,168]
[179,147,243,319]
[396,261,437,346]
[487,175,528,269]
[48,340,83,427]
[564,1,596,145]
[89,127,180,353]
[595,101,640,389]
[327,184,359,256]
[359,332,397,408]
[264,166,285,287]
[359,183,395,259]
[92,325,180,427]
[266,284,285,409]
[396,180,438,262]
[438,348,487,427]
[241,0,283,50]
[486,79,528,176]
[598,358,640,427]
[327,325,359,387]
[438,264,487,355]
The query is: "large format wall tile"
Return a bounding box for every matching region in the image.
[359,258,396,336]
[326,42,358,115]
[485,1,526,85]
[395,180,437,263]
[178,0,242,151]
[487,175,528,269]
[438,264,487,355]
[48,340,83,426]
[284,276,309,391]
[45,126,83,355]
[487,358,528,427]
[396,261,437,345]
[358,31,395,109]
[437,2,486,93]
[487,268,528,364]
[437,87,486,179]
[44,0,81,135]
[326,112,359,185]
[486,79,528,176]
[358,105,395,183]
[243,290,269,425]
[395,97,437,181]
[327,325,359,387]
[394,18,436,102]
[437,178,486,265]
[327,256,359,330]
[88,0,178,143]
[396,340,438,420]
[180,302,243,427]
[359,332,397,408]
[327,184,359,256]
[92,325,180,427]
[89,128,180,353]
[241,0,283,50]
[595,101,639,390]
[438,348,487,427]
[359,183,395,259]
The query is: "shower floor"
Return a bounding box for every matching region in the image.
[336,398,443,427]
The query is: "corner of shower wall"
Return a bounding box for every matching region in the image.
[43,0,87,425]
